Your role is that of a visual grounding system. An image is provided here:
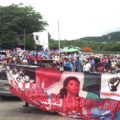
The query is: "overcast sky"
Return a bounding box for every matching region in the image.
[0,0,120,40]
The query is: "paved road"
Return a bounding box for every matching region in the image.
[0,97,75,120]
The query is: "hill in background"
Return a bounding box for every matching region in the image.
[75,31,120,42]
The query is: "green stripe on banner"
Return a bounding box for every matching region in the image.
[83,73,101,98]
[87,92,99,99]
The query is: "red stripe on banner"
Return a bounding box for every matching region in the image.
[36,68,63,88]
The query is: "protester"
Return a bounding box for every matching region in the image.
[75,57,81,72]
[82,59,91,73]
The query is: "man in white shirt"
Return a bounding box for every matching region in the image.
[83,59,91,73]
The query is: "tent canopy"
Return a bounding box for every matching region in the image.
[60,47,81,53]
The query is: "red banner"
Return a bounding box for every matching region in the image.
[6,65,120,119]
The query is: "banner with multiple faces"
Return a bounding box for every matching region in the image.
[6,65,120,119]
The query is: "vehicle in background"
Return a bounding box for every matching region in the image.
[0,69,16,98]
[0,59,58,99]
[0,52,7,61]
[38,59,54,67]
[38,59,63,71]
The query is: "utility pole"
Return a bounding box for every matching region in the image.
[48,32,50,54]
[24,29,26,50]
[58,20,60,53]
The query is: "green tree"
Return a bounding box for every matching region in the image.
[25,35,35,50]
[0,3,48,49]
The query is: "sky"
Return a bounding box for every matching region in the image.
[0,0,120,40]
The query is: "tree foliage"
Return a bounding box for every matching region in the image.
[0,3,48,49]
[49,38,120,52]
[25,35,35,50]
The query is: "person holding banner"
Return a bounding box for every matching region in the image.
[23,102,29,107]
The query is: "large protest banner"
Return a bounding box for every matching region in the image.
[6,65,120,119]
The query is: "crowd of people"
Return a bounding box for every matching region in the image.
[0,49,120,74]
[1,49,120,119]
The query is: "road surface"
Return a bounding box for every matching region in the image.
[0,97,75,120]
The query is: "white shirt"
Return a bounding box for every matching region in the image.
[83,63,91,72]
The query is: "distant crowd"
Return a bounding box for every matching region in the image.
[0,49,120,74]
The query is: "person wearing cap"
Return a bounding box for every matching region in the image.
[82,58,91,73]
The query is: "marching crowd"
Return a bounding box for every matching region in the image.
[0,49,120,119]
[0,49,120,74]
